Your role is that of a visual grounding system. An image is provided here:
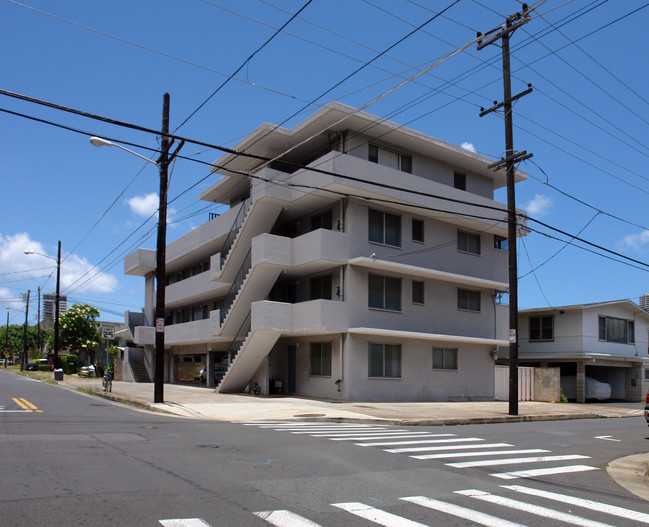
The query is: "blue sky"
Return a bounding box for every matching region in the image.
[1,0,648,325]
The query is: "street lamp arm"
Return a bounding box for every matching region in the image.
[24,249,56,261]
[89,137,159,167]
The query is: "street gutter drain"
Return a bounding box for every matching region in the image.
[293,413,326,417]
[195,444,220,449]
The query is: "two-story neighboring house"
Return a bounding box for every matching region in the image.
[518,300,649,402]
[123,101,526,401]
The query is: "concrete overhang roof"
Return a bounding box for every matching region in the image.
[202,101,527,202]
[349,256,508,290]
[349,327,508,347]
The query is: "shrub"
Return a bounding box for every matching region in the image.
[59,354,78,375]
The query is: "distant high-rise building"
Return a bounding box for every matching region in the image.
[640,292,649,312]
[42,293,67,320]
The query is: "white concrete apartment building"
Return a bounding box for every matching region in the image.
[123,101,526,401]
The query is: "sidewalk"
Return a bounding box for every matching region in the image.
[60,377,644,425]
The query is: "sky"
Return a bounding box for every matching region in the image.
[1,0,649,326]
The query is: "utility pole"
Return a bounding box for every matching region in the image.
[154,93,171,404]
[37,287,41,357]
[21,290,30,371]
[4,309,9,368]
[478,5,533,416]
[53,240,61,368]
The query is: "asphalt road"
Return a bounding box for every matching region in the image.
[1,369,648,526]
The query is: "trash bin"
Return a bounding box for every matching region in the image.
[54,369,64,381]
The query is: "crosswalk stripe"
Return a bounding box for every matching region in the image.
[253,510,322,526]
[279,427,383,432]
[329,433,453,441]
[356,435,457,446]
[400,496,527,527]
[411,448,550,460]
[332,502,429,526]
[503,485,649,523]
[310,431,426,437]
[409,443,515,458]
[158,519,212,526]
[456,489,615,527]
[447,454,590,468]
[491,464,599,479]
[384,438,487,452]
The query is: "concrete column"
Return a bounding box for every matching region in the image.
[576,362,586,403]
[144,271,155,326]
[625,364,644,402]
[206,351,215,388]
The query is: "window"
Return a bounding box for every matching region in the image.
[454,171,466,191]
[598,316,635,344]
[457,230,481,255]
[310,275,332,300]
[369,274,401,311]
[369,144,412,173]
[433,347,458,370]
[412,280,424,305]
[458,288,480,312]
[529,315,553,341]
[412,218,424,243]
[494,235,508,251]
[369,209,401,247]
[368,343,401,378]
[310,342,332,376]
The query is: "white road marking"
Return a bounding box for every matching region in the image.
[332,502,429,526]
[447,454,589,468]
[310,430,427,437]
[491,464,599,479]
[400,495,527,527]
[384,438,488,452]
[159,519,212,527]
[356,435,458,446]
[412,449,550,460]
[254,510,322,526]
[456,489,615,527]
[503,484,649,523]
[330,433,456,441]
[410,443,516,458]
[594,435,620,442]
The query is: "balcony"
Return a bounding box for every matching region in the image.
[251,299,349,334]
[165,270,229,309]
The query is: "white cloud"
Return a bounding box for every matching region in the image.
[126,192,159,217]
[126,193,177,225]
[0,232,119,298]
[617,230,649,252]
[461,142,476,153]
[524,194,552,217]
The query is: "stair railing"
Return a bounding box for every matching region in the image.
[220,198,251,267]
[220,248,252,324]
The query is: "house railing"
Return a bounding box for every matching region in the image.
[226,311,252,364]
[220,198,251,267]
[219,248,252,324]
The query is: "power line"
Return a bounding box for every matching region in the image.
[174,0,314,132]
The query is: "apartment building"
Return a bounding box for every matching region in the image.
[123,101,526,401]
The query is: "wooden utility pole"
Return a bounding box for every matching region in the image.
[478,6,533,416]
[154,93,171,404]
[153,93,184,404]
[21,290,30,371]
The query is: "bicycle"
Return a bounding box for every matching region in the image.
[102,370,113,393]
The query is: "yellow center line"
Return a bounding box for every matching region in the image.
[12,398,43,413]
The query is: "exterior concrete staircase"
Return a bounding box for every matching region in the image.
[129,360,151,383]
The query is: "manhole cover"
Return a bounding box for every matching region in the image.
[293,413,326,417]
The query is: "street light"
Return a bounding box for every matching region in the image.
[25,242,61,368]
[89,95,178,403]
[89,137,159,167]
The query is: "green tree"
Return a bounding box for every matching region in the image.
[0,324,51,357]
[53,304,102,354]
